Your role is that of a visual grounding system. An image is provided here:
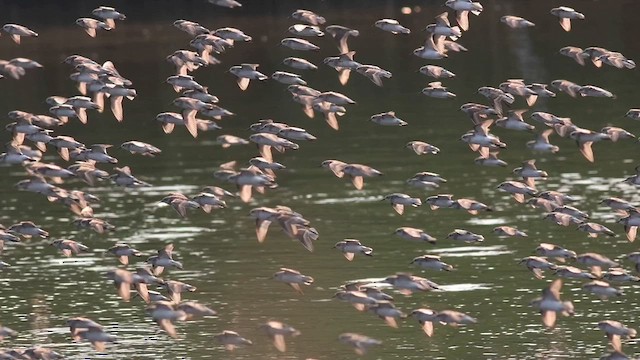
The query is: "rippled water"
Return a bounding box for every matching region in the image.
[1,0,640,359]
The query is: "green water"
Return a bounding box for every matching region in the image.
[0,0,639,359]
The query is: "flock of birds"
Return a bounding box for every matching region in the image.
[0,0,639,358]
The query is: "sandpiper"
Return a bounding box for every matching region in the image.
[550,6,585,32]
[338,333,381,355]
[273,268,314,294]
[530,279,574,328]
[260,321,300,353]
[333,239,373,261]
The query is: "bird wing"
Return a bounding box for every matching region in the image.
[83,28,97,38]
[237,77,250,91]
[118,255,129,265]
[181,109,198,138]
[324,111,340,130]
[272,334,286,352]
[559,18,571,32]
[609,334,622,352]
[239,185,252,203]
[135,283,150,303]
[542,310,557,328]
[110,96,124,122]
[578,141,594,163]
[625,226,637,242]
[161,243,174,257]
[258,144,273,162]
[327,161,346,178]
[435,12,451,27]
[255,219,272,243]
[153,265,165,276]
[531,268,544,280]
[351,176,364,190]
[422,321,434,337]
[92,341,106,352]
[58,147,70,161]
[513,193,525,203]
[392,203,405,215]
[368,71,384,87]
[338,36,349,54]
[548,279,563,299]
[338,69,350,85]
[158,319,177,338]
[118,281,131,302]
[525,94,538,106]
[302,104,314,119]
[540,129,553,142]
[383,316,398,328]
[104,18,116,30]
[298,230,315,252]
[523,177,536,189]
[76,108,88,124]
[162,122,175,134]
[456,10,470,31]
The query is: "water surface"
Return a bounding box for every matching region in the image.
[0,0,639,359]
